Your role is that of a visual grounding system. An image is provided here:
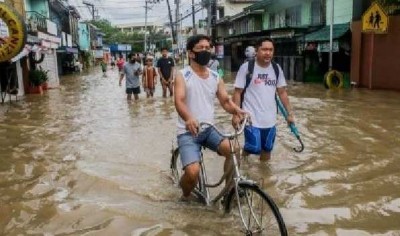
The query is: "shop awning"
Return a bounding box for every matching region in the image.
[305,23,350,42]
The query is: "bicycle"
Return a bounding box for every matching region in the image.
[170,115,288,235]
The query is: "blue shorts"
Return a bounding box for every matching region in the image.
[177,127,224,168]
[243,126,276,154]
[126,87,140,94]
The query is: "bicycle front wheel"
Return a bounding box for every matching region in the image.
[224,182,287,236]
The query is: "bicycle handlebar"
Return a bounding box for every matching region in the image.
[199,114,250,139]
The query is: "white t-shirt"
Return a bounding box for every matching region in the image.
[208,59,219,72]
[234,61,287,128]
[177,66,220,134]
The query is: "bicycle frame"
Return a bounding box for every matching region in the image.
[194,135,248,206]
[170,115,288,235]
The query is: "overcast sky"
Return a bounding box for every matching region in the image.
[67,0,207,26]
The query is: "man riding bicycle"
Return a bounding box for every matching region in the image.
[174,35,246,201]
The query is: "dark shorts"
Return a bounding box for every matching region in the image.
[126,87,141,95]
[177,127,224,168]
[243,126,276,154]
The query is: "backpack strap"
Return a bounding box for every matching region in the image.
[240,59,255,108]
[272,61,280,83]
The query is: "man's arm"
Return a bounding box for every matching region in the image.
[119,69,125,86]
[277,87,295,123]
[174,71,198,135]
[169,58,175,81]
[142,67,146,87]
[169,66,175,81]
[232,88,243,107]
[157,68,166,84]
[217,80,244,116]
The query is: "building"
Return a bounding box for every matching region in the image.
[219,0,330,81]
[351,0,400,90]
[115,22,163,34]
[25,0,62,88]
[49,0,81,75]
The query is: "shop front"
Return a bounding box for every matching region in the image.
[303,23,351,85]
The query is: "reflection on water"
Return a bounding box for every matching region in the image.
[0,69,400,235]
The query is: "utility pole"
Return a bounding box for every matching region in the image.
[144,0,161,53]
[207,0,211,36]
[144,1,149,52]
[210,0,217,44]
[166,0,177,44]
[192,0,196,34]
[83,1,96,21]
[176,0,180,51]
[329,0,334,70]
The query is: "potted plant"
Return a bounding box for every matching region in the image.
[39,67,49,90]
[28,68,48,94]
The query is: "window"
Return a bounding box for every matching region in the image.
[286,5,301,27]
[311,0,322,25]
[269,13,275,29]
[218,7,225,19]
[278,10,286,27]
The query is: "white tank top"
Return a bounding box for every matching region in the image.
[177,66,220,135]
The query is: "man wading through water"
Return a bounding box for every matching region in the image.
[157,48,175,98]
[119,53,143,101]
[174,35,246,201]
[232,38,295,162]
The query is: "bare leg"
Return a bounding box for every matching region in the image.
[180,162,200,197]
[218,139,235,183]
[162,83,167,98]
[260,150,271,162]
[134,94,139,100]
[127,94,132,101]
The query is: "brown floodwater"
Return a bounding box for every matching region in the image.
[0,68,399,236]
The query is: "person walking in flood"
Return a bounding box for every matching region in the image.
[142,56,158,98]
[119,53,142,101]
[100,59,107,77]
[232,38,295,162]
[157,48,175,98]
[116,55,125,76]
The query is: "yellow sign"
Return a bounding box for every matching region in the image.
[362,2,389,33]
[0,2,27,62]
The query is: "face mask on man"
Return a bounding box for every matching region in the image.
[193,51,211,66]
[130,58,136,63]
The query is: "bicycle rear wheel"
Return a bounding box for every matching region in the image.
[224,182,287,236]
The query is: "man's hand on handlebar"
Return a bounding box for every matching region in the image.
[232,108,249,130]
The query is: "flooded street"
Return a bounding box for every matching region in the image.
[0,68,399,236]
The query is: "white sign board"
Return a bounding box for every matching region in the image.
[95,49,103,58]
[67,34,72,47]
[46,19,57,36]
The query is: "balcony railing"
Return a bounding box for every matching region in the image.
[26,11,47,33]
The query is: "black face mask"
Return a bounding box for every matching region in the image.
[193,51,211,66]
[130,59,136,63]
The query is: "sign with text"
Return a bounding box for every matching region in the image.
[318,41,339,53]
[362,2,389,34]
